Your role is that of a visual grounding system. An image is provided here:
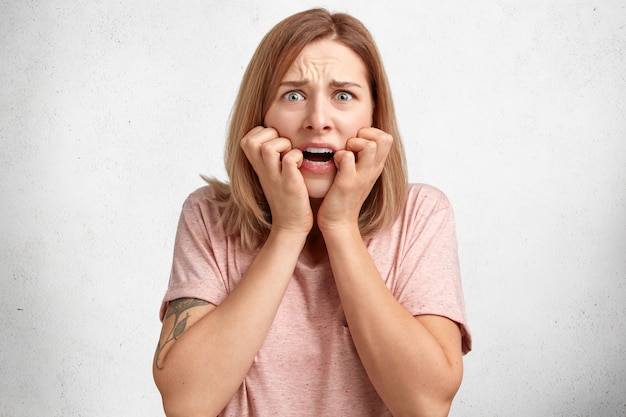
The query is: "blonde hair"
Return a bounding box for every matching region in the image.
[206,8,408,249]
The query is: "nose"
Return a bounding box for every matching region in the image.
[303,96,332,133]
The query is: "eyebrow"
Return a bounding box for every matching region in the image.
[278,79,363,89]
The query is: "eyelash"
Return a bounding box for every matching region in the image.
[283,91,304,102]
[281,91,355,102]
[335,91,353,102]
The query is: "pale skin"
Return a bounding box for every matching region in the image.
[154,39,463,417]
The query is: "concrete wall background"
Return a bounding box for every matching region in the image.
[1,1,625,415]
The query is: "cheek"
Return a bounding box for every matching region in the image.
[263,106,277,128]
[340,109,374,134]
[264,107,299,135]
[351,101,375,126]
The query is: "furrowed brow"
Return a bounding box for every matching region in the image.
[278,80,363,89]
[279,80,308,88]
[330,80,363,89]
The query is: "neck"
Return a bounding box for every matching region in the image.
[302,198,327,263]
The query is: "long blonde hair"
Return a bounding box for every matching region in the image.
[206,8,408,249]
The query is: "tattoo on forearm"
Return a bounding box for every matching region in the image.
[154,298,209,370]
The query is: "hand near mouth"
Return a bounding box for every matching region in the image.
[240,126,314,235]
[318,127,393,233]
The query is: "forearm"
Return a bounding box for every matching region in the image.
[155,229,307,417]
[324,227,462,417]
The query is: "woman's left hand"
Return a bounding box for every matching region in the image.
[317,127,393,233]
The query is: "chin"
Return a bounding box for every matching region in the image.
[304,181,332,199]
[306,186,330,200]
[303,172,334,200]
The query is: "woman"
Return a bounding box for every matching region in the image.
[154,8,471,417]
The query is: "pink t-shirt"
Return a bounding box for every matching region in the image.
[161,183,471,416]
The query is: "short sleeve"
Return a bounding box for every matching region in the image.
[384,185,471,353]
[159,187,230,320]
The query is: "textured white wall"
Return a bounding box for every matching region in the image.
[1,1,625,416]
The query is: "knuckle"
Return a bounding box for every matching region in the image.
[364,140,377,151]
[240,135,259,151]
[380,132,393,144]
[260,141,276,157]
[284,148,303,162]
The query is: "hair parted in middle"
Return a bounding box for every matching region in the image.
[205,8,408,250]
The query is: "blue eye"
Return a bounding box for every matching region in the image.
[283,91,304,102]
[335,91,353,102]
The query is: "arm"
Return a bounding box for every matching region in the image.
[153,228,307,417]
[318,128,463,417]
[153,127,312,417]
[323,226,463,417]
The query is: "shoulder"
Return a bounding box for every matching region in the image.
[405,183,453,214]
[177,183,230,230]
[185,182,226,204]
[370,183,456,243]
[386,183,458,239]
[181,182,229,211]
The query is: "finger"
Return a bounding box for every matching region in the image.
[346,137,377,167]
[333,150,356,173]
[240,127,288,166]
[357,127,393,156]
[240,127,279,160]
[260,137,292,164]
[250,137,291,182]
[356,127,391,142]
[355,126,379,139]
[281,148,304,174]
[282,148,303,165]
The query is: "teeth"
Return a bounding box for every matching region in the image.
[303,147,334,165]
[305,147,334,154]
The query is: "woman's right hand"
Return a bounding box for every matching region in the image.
[156,129,314,415]
[240,126,313,235]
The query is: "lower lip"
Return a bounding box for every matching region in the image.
[301,158,336,174]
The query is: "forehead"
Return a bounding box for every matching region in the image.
[282,39,369,81]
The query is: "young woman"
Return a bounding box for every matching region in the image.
[153,8,471,417]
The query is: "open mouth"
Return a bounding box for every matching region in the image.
[303,147,334,165]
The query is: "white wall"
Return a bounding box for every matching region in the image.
[1,1,624,415]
